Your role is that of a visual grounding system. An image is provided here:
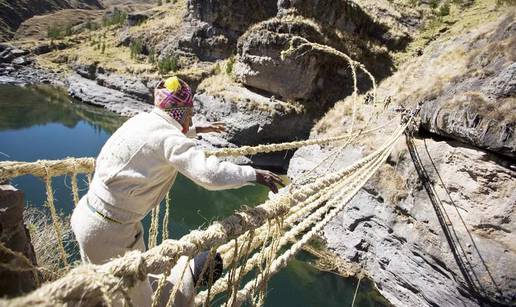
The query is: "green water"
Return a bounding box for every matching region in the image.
[0,84,388,307]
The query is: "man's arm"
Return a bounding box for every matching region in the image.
[164,136,283,192]
[165,137,256,191]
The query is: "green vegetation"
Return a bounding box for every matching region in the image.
[84,20,100,31]
[213,62,222,74]
[158,54,179,74]
[47,23,73,39]
[130,39,144,59]
[148,47,156,64]
[102,8,127,27]
[438,2,451,16]
[225,55,235,75]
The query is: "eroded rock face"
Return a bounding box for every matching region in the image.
[288,138,516,306]
[234,15,393,110]
[144,0,278,61]
[0,184,38,297]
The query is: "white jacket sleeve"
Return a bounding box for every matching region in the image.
[164,136,256,191]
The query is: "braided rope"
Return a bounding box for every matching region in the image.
[70,171,80,207]
[0,114,408,306]
[165,256,192,307]
[149,205,160,249]
[204,125,384,158]
[232,145,395,305]
[195,142,389,304]
[162,192,171,242]
[0,124,387,181]
[281,37,379,135]
[0,158,95,181]
[43,171,69,268]
[216,158,366,267]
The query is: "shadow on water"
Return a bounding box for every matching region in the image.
[0,84,389,307]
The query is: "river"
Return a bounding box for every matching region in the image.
[0,83,389,306]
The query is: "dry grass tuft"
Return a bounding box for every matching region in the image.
[371,163,409,204]
[23,207,76,281]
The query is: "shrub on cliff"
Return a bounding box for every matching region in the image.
[102,9,127,27]
[158,55,178,74]
[47,23,73,39]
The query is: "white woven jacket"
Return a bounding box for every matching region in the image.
[89,108,256,222]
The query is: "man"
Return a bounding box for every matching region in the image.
[71,76,283,306]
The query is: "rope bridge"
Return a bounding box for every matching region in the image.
[0,40,415,306]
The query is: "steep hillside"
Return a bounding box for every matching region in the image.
[0,0,103,41]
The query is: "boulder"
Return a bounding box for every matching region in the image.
[96,73,152,102]
[0,184,38,297]
[12,56,32,66]
[415,16,516,158]
[134,0,277,62]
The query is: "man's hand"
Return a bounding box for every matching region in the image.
[196,122,226,134]
[255,169,284,193]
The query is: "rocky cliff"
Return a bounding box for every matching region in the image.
[289,3,515,306]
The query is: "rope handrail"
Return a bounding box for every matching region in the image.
[0,123,390,181]
[196,143,391,303]
[0,158,95,181]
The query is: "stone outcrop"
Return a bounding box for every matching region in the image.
[0,44,29,65]
[288,137,516,306]
[177,0,277,60]
[234,7,397,109]
[66,73,152,116]
[188,0,277,37]
[0,184,38,297]
[286,8,515,306]
[194,81,312,146]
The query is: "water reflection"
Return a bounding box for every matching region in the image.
[0,84,125,133]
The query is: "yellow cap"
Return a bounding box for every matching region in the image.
[164,76,181,92]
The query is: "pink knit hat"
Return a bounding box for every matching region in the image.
[154,78,193,124]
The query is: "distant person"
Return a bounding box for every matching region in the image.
[71,76,283,306]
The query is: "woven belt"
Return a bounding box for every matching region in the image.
[86,202,122,224]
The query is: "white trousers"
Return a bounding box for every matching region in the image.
[71,194,195,307]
